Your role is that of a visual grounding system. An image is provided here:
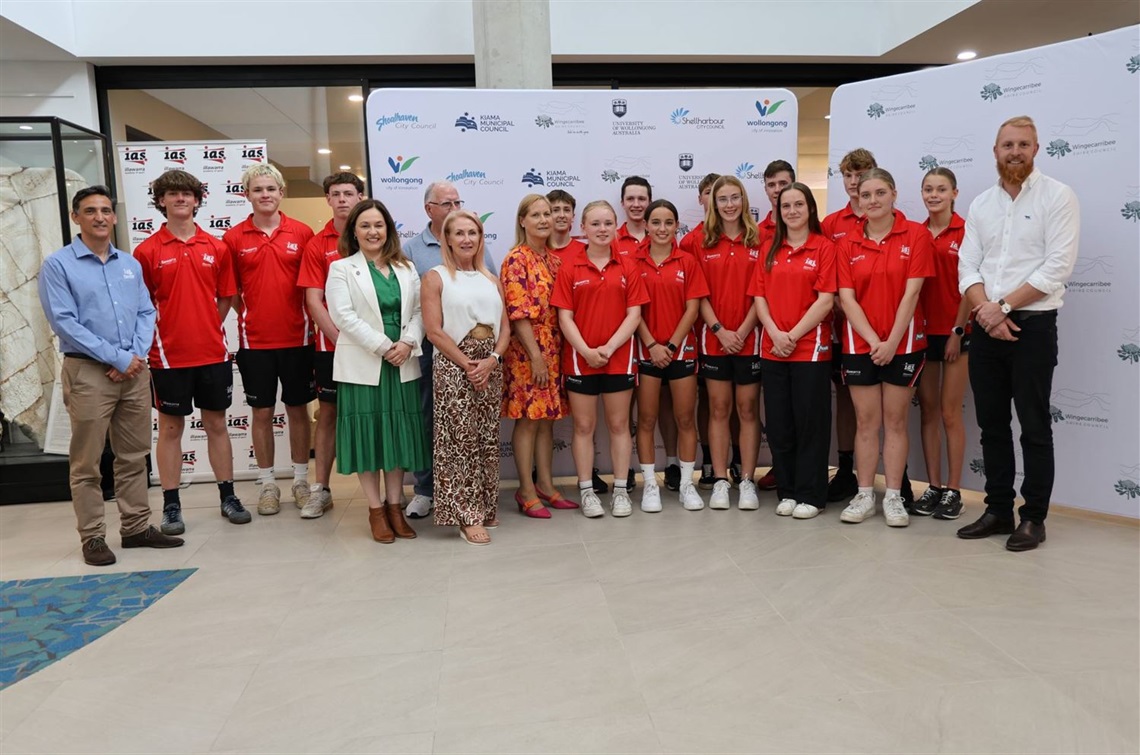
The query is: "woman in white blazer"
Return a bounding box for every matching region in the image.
[325,200,430,543]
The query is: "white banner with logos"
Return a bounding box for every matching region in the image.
[116,139,296,484]
[366,88,799,478]
[828,26,1139,517]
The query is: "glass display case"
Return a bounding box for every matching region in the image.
[0,117,114,504]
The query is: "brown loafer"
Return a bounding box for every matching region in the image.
[1006,520,1046,552]
[369,506,395,543]
[956,512,1015,539]
[121,525,185,549]
[82,536,117,566]
[385,502,417,539]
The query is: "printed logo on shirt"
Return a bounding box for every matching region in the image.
[201,253,216,265]
[240,247,258,256]
[900,245,911,257]
[804,257,817,269]
[748,248,760,260]
[158,257,177,268]
[286,242,299,253]
[572,279,590,289]
[850,254,866,264]
[122,269,136,280]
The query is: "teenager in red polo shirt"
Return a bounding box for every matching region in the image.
[553,200,648,519]
[837,168,934,529]
[748,183,837,520]
[696,175,764,512]
[612,176,650,256]
[135,169,251,533]
[546,189,587,263]
[679,172,719,257]
[295,172,364,519]
[913,167,970,521]
[224,163,316,517]
[632,199,710,513]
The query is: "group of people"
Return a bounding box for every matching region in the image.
[38,113,1077,563]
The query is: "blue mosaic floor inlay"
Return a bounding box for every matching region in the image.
[0,569,196,688]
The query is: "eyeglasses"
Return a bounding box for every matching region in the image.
[427,200,464,210]
[715,194,743,206]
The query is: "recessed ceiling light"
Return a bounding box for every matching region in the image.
[18,125,34,130]
[348,94,364,103]
[338,164,351,170]
[318,148,332,155]
[957,50,977,61]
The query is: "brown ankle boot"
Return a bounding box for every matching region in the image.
[386,502,418,539]
[368,506,395,543]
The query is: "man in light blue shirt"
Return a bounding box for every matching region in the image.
[402,180,462,518]
[39,186,184,566]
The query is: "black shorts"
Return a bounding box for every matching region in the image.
[925,334,971,363]
[638,358,697,381]
[564,373,636,395]
[313,351,337,403]
[841,351,926,388]
[698,355,762,385]
[831,345,845,386]
[235,346,316,408]
[150,361,233,416]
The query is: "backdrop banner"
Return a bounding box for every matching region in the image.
[366,88,799,478]
[827,26,1139,517]
[115,139,296,484]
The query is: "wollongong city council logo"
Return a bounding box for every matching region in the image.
[755,99,786,117]
[387,155,419,173]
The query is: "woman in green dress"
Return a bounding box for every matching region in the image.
[325,200,431,543]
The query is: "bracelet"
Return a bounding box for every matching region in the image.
[645,341,658,349]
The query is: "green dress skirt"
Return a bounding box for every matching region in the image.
[336,262,431,474]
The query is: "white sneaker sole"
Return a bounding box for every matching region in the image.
[739,499,760,511]
[840,509,874,523]
[709,499,730,510]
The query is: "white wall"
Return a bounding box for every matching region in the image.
[0,61,98,129]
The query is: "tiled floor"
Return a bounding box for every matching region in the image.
[1,473,1137,754]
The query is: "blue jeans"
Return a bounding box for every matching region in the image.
[414,341,435,497]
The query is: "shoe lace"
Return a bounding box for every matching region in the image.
[86,536,107,550]
[938,489,959,506]
[714,480,730,495]
[582,490,601,508]
[884,495,907,516]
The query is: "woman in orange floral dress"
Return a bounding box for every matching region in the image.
[500,194,575,518]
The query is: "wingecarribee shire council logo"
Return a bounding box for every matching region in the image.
[610,99,656,137]
[379,154,423,190]
[1127,55,1140,74]
[521,168,580,189]
[1048,388,1111,430]
[1065,255,1113,295]
[669,107,726,130]
[533,100,588,135]
[375,111,435,133]
[1118,327,1139,364]
[601,156,652,184]
[1044,114,1120,159]
[454,111,516,133]
[1116,464,1140,500]
[978,56,1046,102]
[917,135,976,172]
[865,82,917,120]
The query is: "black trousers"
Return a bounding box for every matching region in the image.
[761,359,832,507]
[968,312,1058,524]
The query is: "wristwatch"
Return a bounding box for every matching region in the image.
[665,342,678,353]
[997,299,1012,315]
[952,326,966,337]
[710,323,723,334]
[491,352,503,365]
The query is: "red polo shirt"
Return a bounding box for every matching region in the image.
[757,211,778,253]
[134,223,236,369]
[631,245,710,362]
[823,203,867,344]
[552,249,649,376]
[837,210,935,356]
[679,222,704,256]
[224,212,315,350]
[920,213,966,336]
[550,237,587,265]
[611,222,646,257]
[694,232,763,356]
[746,233,837,362]
[297,219,341,352]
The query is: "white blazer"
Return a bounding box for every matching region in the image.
[325,253,424,385]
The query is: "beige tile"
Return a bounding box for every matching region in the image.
[602,572,779,635]
[444,580,618,650]
[898,552,1091,609]
[448,543,594,592]
[211,652,439,752]
[2,665,254,754]
[806,612,1030,693]
[839,517,1005,561]
[724,527,877,573]
[1040,669,1140,753]
[749,561,942,623]
[585,535,741,584]
[623,619,846,712]
[652,697,894,754]
[435,637,645,728]
[574,498,714,542]
[212,731,435,754]
[186,524,330,567]
[0,679,60,738]
[432,713,661,754]
[298,552,453,603]
[264,595,447,663]
[951,598,1140,674]
[476,507,585,549]
[854,676,1134,754]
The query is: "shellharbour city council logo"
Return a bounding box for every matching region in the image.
[979,56,1045,102]
[734,162,764,181]
[1044,115,1120,159]
[670,107,726,130]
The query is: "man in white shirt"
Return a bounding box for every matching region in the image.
[955,115,1080,552]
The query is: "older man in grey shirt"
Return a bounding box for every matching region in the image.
[403,180,489,517]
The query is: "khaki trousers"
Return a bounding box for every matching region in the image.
[61,356,153,542]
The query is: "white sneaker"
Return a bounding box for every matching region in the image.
[738,479,759,510]
[775,498,797,516]
[291,480,311,509]
[257,482,281,515]
[679,482,705,511]
[640,483,662,513]
[611,488,633,517]
[405,494,433,518]
[883,492,910,527]
[709,479,731,510]
[792,502,820,520]
[840,491,876,523]
[580,489,605,518]
[300,488,333,519]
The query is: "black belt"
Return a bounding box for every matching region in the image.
[63,352,98,361]
[1007,310,1056,322]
